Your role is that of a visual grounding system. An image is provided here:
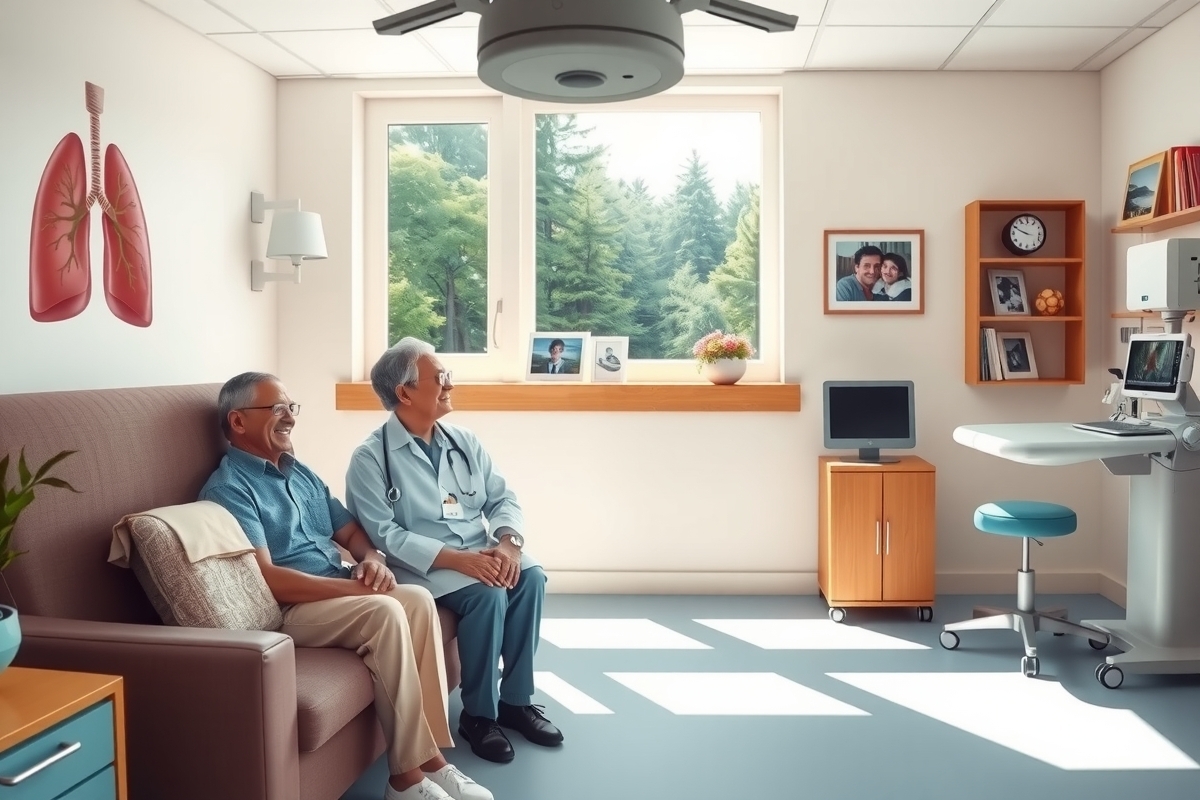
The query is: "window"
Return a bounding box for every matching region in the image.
[365,92,779,382]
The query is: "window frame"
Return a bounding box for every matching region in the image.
[364,90,781,383]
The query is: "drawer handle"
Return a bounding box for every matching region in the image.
[0,741,82,786]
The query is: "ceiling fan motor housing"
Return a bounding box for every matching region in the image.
[476,0,686,103]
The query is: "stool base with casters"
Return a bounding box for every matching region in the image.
[940,502,1109,677]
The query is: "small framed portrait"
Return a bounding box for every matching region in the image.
[590,336,629,383]
[824,230,924,315]
[1118,151,1168,225]
[998,332,1038,380]
[987,269,1031,316]
[527,332,589,381]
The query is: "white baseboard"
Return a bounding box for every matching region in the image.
[545,570,1127,606]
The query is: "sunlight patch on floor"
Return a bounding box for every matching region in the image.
[695,618,929,650]
[606,672,870,716]
[539,619,711,649]
[829,672,1199,770]
[532,671,613,714]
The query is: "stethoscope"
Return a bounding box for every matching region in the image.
[381,422,475,504]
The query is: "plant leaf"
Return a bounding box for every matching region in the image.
[37,477,80,493]
[33,449,76,482]
[2,492,34,520]
[16,449,31,488]
[0,455,8,487]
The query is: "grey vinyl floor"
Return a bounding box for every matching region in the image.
[342,593,1200,800]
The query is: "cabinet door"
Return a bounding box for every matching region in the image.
[827,472,883,602]
[881,471,936,601]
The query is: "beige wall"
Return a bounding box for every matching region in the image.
[1098,3,1200,600]
[0,0,278,394]
[277,70,1109,594]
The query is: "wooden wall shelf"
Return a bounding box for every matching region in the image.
[965,200,1086,386]
[1111,204,1200,234]
[335,382,802,412]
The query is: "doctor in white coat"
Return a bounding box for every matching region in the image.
[345,337,564,765]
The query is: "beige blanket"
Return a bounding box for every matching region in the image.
[109,500,254,567]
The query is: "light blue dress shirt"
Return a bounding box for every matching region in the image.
[345,414,537,598]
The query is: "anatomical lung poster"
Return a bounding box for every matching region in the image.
[29,81,153,327]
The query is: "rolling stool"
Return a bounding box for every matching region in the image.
[939,501,1110,677]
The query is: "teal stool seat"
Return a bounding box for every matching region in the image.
[974,501,1077,538]
[942,499,1107,677]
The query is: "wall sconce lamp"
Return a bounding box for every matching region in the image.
[250,191,328,291]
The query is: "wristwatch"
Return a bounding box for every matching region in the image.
[500,531,525,549]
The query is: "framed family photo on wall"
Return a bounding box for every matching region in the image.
[824,230,924,314]
[527,332,589,381]
[590,336,629,383]
[987,269,1031,316]
[1118,151,1168,226]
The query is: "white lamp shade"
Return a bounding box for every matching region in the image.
[266,210,327,263]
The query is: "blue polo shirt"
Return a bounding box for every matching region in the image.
[199,447,353,578]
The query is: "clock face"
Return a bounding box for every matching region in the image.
[1004,215,1045,254]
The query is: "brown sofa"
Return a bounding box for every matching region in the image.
[0,384,460,800]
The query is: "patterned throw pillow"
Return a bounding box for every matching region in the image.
[126,514,283,631]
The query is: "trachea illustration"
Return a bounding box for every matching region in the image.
[29,82,153,327]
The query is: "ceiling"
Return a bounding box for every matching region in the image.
[138,0,1200,78]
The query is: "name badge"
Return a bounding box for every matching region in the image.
[442,493,464,520]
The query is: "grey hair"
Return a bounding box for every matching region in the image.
[217,372,278,438]
[371,337,436,411]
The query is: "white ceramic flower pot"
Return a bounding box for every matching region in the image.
[702,358,747,385]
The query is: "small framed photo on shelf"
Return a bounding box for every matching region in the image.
[590,336,629,383]
[526,332,589,381]
[997,332,1038,380]
[823,229,924,314]
[1118,151,1168,225]
[987,269,1031,316]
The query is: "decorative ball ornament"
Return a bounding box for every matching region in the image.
[1034,288,1064,316]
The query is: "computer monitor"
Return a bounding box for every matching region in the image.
[1123,333,1193,403]
[823,380,916,463]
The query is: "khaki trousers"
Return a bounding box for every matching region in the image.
[281,585,453,774]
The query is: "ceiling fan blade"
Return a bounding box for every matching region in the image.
[374,0,470,36]
[682,0,799,33]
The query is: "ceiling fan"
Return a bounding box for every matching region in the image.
[373,0,799,103]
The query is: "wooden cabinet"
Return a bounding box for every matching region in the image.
[965,200,1086,385]
[0,668,126,800]
[817,456,936,622]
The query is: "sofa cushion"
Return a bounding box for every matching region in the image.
[125,513,283,631]
[295,648,376,753]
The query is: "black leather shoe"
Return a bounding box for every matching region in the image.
[496,701,564,747]
[458,710,515,763]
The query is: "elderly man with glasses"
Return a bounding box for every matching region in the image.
[344,338,563,765]
[199,372,492,800]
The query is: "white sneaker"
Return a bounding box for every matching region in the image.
[427,764,494,800]
[384,777,453,800]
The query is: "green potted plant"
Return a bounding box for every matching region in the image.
[0,448,78,671]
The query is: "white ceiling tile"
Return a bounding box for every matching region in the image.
[1080,27,1156,69]
[986,0,1168,28]
[1144,0,1200,27]
[139,0,250,33]
[826,0,996,27]
[948,26,1127,71]
[269,29,451,75]
[208,32,320,76]
[416,27,479,73]
[682,26,814,70]
[682,0,827,27]
[808,26,970,70]
[210,0,384,31]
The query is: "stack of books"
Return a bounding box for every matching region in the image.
[1165,146,1200,214]
[980,327,1003,381]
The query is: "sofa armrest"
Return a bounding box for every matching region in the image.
[16,615,299,800]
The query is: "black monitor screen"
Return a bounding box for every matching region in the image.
[1124,338,1182,394]
[827,385,912,440]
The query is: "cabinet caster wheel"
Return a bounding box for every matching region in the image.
[1053,632,1065,636]
[829,607,847,623]
[917,606,934,622]
[1089,636,1110,650]
[1021,655,1040,677]
[939,630,960,650]
[1098,664,1124,689]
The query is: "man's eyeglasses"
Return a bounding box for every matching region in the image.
[411,371,453,388]
[238,403,301,417]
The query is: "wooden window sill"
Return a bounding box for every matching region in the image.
[335,382,801,412]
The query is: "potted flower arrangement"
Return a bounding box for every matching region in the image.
[692,330,755,385]
[0,448,78,672]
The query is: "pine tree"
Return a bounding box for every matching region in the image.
[710,187,760,346]
[659,261,729,358]
[663,151,726,281]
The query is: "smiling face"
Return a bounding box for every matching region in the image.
[228,378,296,467]
[855,255,883,289]
[881,258,904,286]
[549,343,564,363]
[396,354,454,433]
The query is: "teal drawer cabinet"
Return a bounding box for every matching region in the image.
[0,669,126,800]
